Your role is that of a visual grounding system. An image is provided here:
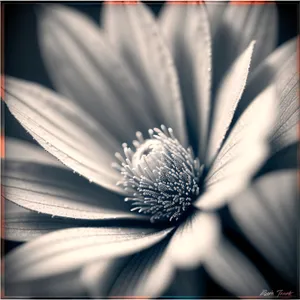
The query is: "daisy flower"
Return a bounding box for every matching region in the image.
[2,1,298,297]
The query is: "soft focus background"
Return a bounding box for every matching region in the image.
[2,1,299,298]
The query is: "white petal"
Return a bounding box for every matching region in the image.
[160,3,212,158]
[5,227,172,282]
[207,41,255,163]
[213,3,277,86]
[229,171,297,283]
[167,212,220,269]
[234,38,298,154]
[4,158,143,220]
[233,38,297,127]
[82,239,174,297]
[5,269,85,297]
[196,84,276,210]
[4,200,80,241]
[4,138,139,220]
[204,237,269,296]
[38,4,156,142]
[103,2,187,145]
[5,137,63,167]
[4,77,124,193]
[271,53,299,152]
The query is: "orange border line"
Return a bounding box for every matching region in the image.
[230,1,270,4]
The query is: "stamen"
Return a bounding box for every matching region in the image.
[113,125,203,223]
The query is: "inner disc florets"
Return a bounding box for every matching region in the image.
[113,125,203,223]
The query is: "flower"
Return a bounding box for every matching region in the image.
[2,1,298,297]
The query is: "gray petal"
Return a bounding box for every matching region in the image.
[82,238,174,297]
[229,171,297,283]
[38,4,156,143]
[207,41,255,163]
[4,77,123,193]
[159,3,212,158]
[5,227,173,282]
[204,237,269,296]
[213,3,277,89]
[196,85,276,210]
[103,2,188,146]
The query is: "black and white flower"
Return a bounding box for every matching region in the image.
[3,1,298,297]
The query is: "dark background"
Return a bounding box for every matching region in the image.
[2,1,299,298]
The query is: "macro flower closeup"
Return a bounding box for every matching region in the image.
[2,1,298,298]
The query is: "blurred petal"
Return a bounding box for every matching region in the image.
[204,237,269,296]
[258,142,298,176]
[103,2,188,145]
[234,37,297,122]
[205,2,227,37]
[38,4,156,142]
[271,53,299,152]
[160,3,211,158]
[207,41,255,163]
[3,77,124,193]
[4,201,81,241]
[5,227,172,282]
[229,171,297,283]
[82,238,174,297]
[5,269,85,297]
[164,267,205,297]
[80,259,117,297]
[167,212,220,269]
[213,3,277,87]
[196,85,276,210]
[3,138,143,220]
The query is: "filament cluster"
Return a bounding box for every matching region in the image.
[113,125,202,223]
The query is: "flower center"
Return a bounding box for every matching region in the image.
[113,125,203,223]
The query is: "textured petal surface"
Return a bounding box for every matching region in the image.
[167,212,220,269]
[160,3,211,157]
[204,237,269,296]
[213,3,277,88]
[271,53,299,152]
[38,4,156,143]
[3,77,123,193]
[207,41,255,163]
[196,85,277,210]
[5,137,63,167]
[229,171,297,283]
[5,227,172,282]
[103,2,187,145]
[4,160,142,220]
[233,38,299,154]
[234,38,297,122]
[3,138,142,220]
[4,201,81,241]
[82,238,174,297]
